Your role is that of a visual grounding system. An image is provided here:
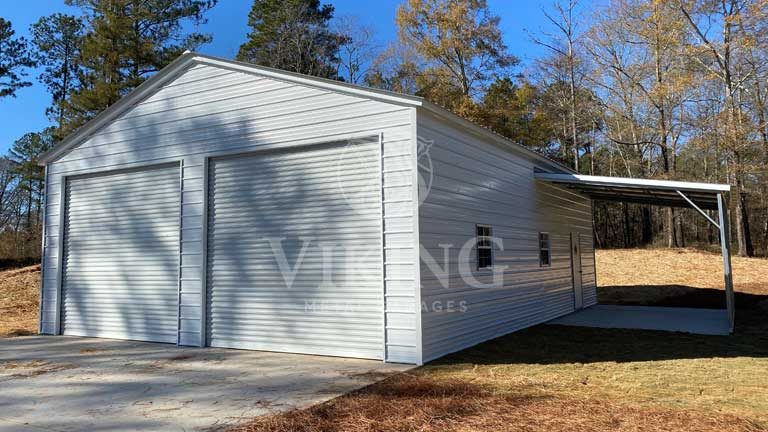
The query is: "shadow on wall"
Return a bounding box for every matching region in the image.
[58,82,383,350]
[429,285,768,365]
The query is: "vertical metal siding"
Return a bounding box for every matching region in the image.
[61,164,180,343]
[417,111,595,362]
[40,63,419,363]
[178,157,206,346]
[206,140,385,359]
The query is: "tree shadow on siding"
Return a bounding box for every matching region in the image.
[58,81,384,355]
[203,123,382,355]
[61,163,180,343]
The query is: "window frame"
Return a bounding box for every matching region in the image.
[476,224,493,271]
[538,232,552,267]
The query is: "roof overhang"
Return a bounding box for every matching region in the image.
[535,172,730,210]
[37,52,574,174]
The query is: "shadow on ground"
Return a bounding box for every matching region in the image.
[2,329,35,337]
[431,285,768,366]
[229,284,768,431]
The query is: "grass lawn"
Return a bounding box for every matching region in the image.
[231,249,768,432]
[1,250,767,431]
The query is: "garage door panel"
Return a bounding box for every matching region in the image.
[62,164,180,344]
[207,141,384,359]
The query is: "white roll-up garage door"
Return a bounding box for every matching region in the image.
[207,140,384,359]
[61,164,180,343]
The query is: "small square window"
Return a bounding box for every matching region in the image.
[539,232,551,267]
[477,225,493,270]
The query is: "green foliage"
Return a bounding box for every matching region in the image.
[58,0,217,136]
[0,18,35,98]
[237,0,342,79]
[479,78,555,152]
[30,14,85,133]
[8,129,54,190]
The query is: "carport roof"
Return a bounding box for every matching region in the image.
[534,172,730,210]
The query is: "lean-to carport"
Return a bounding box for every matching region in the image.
[535,172,735,333]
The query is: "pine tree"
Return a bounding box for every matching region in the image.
[480,78,554,151]
[0,18,35,98]
[237,0,342,79]
[30,14,86,136]
[60,0,217,136]
[7,129,55,230]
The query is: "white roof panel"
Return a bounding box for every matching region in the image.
[535,172,729,210]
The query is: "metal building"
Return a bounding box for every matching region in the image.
[37,53,732,365]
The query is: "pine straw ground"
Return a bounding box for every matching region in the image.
[0,265,39,337]
[1,252,767,431]
[231,249,768,432]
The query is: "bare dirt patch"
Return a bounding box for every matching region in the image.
[0,359,76,380]
[0,264,40,337]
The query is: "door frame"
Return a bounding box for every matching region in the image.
[56,161,182,338]
[200,135,385,358]
[570,232,583,310]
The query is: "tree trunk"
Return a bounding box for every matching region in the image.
[622,203,631,247]
[675,209,685,248]
[665,208,675,248]
[641,205,653,245]
[734,180,754,256]
[567,30,579,173]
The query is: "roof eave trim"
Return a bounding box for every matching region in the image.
[194,54,425,108]
[534,172,731,193]
[38,53,199,165]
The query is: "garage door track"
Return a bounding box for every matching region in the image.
[0,336,410,431]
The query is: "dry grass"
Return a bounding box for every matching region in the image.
[0,265,40,337]
[597,248,768,295]
[231,248,768,432]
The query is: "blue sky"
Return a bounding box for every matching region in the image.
[0,0,564,154]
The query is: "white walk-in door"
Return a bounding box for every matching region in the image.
[206,140,384,359]
[571,232,583,310]
[61,164,180,343]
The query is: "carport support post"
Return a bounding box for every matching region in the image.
[717,193,735,332]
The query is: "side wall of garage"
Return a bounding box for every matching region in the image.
[40,61,421,364]
[416,110,596,363]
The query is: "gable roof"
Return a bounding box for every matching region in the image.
[38,52,572,173]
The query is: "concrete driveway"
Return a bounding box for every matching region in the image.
[0,336,410,431]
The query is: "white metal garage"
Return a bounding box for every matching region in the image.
[61,164,180,343]
[37,52,731,365]
[206,141,384,358]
